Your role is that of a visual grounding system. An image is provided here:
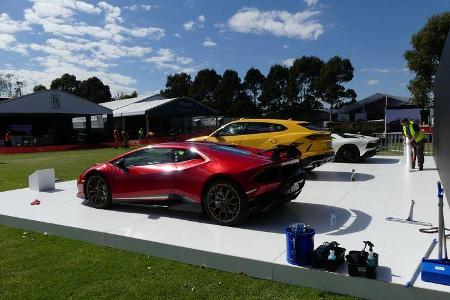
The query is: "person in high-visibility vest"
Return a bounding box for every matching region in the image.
[401,118,425,170]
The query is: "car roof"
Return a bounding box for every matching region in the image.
[229,118,308,125]
[146,141,224,150]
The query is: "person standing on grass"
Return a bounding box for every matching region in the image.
[138,128,144,143]
[113,128,121,149]
[401,118,425,171]
[4,131,12,146]
[122,131,129,148]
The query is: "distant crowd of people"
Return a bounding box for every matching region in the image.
[113,128,159,148]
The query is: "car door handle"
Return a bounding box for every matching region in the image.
[269,138,278,143]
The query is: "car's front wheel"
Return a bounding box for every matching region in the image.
[203,179,248,226]
[85,174,112,209]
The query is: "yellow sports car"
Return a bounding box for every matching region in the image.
[187,119,334,170]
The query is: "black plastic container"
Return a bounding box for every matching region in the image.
[346,251,378,279]
[311,242,346,271]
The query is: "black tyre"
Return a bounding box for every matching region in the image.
[337,145,360,163]
[85,174,112,209]
[203,179,248,226]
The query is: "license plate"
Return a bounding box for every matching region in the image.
[358,266,366,273]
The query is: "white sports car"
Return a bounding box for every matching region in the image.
[331,133,380,162]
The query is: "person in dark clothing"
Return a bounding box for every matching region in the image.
[113,129,121,149]
[122,131,129,148]
[401,118,425,170]
[4,131,12,146]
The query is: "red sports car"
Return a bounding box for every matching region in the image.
[77,142,305,226]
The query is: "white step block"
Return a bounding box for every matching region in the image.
[28,169,55,191]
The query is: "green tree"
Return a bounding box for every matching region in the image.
[287,56,324,118]
[190,69,221,105]
[78,77,112,103]
[50,73,80,94]
[260,64,289,117]
[213,70,242,115]
[315,56,356,121]
[0,73,26,98]
[243,67,265,107]
[161,73,192,98]
[114,90,138,100]
[33,84,47,92]
[404,12,450,107]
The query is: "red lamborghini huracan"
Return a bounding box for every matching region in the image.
[77,142,305,226]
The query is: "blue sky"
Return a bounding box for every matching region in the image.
[0,0,449,100]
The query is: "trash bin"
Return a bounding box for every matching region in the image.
[286,223,315,266]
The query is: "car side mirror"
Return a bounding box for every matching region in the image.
[115,159,128,172]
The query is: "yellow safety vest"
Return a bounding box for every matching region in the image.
[403,121,425,143]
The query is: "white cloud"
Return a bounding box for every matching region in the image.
[0,34,17,48]
[282,44,289,49]
[0,13,31,33]
[141,5,153,11]
[125,5,138,11]
[125,4,154,11]
[367,79,379,85]
[0,33,28,55]
[361,67,408,73]
[304,0,319,7]
[183,21,195,31]
[202,38,217,47]
[225,7,324,40]
[0,1,174,94]
[282,58,295,67]
[198,15,206,23]
[145,48,195,73]
[174,33,182,38]
[24,1,165,42]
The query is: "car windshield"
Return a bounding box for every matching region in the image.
[210,145,252,156]
[300,123,322,131]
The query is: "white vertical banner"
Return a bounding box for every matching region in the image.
[403,137,412,171]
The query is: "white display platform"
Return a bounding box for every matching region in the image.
[1,156,449,299]
[28,168,55,191]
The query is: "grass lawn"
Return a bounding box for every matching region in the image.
[0,148,357,299]
[0,148,132,192]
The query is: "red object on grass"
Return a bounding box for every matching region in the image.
[30,199,40,205]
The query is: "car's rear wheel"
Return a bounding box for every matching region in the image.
[337,145,360,163]
[86,174,112,209]
[203,179,248,226]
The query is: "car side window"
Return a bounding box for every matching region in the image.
[244,122,287,134]
[173,149,202,162]
[216,123,246,136]
[123,148,173,167]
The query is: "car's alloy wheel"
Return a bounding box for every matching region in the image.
[86,174,111,209]
[204,180,248,226]
[338,146,360,163]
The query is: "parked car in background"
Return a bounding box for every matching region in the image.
[187,119,334,171]
[77,142,305,226]
[332,133,380,162]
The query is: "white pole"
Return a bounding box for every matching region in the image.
[384,95,387,135]
[404,136,412,171]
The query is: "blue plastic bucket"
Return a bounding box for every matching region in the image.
[286,225,315,266]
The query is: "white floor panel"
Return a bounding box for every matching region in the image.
[0,156,449,299]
